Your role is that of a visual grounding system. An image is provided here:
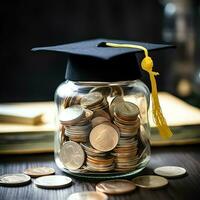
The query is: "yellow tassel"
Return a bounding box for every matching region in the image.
[106,42,173,139]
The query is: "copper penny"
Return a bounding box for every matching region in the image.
[90,123,119,152]
[96,179,136,194]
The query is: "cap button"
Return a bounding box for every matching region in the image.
[141,56,153,72]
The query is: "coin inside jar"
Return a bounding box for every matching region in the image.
[132,175,168,189]
[91,117,110,128]
[114,101,140,120]
[59,105,85,125]
[59,141,85,170]
[96,179,136,194]
[89,123,119,152]
[80,92,103,107]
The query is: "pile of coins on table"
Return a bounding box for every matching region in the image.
[0,165,187,197]
[58,91,142,173]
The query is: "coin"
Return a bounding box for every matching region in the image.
[24,167,55,178]
[154,166,186,178]
[96,179,136,194]
[34,175,72,189]
[90,123,119,152]
[93,110,111,120]
[81,92,103,107]
[67,191,108,200]
[0,174,31,186]
[90,86,112,97]
[109,96,124,117]
[91,117,110,128]
[114,101,140,120]
[59,141,85,170]
[59,105,85,125]
[132,175,168,189]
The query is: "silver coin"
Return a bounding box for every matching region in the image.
[59,141,85,170]
[67,191,108,200]
[154,166,186,178]
[59,105,84,125]
[34,175,72,189]
[0,173,31,186]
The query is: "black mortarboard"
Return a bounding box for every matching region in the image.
[32,38,172,82]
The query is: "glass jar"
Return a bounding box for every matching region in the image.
[54,79,151,180]
[32,38,170,180]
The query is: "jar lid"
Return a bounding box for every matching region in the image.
[32,39,172,82]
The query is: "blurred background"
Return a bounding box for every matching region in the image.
[1,0,200,107]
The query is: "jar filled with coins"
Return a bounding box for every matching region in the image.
[33,39,173,179]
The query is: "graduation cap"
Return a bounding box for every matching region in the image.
[33,38,175,139]
[32,38,172,82]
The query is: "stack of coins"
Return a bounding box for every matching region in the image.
[63,95,81,108]
[85,155,115,172]
[58,91,142,173]
[80,92,109,112]
[112,101,140,172]
[60,106,93,143]
[112,137,139,172]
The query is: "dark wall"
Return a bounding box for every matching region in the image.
[0,0,164,102]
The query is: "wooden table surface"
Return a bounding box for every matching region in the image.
[1,145,200,200]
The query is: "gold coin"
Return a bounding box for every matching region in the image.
[114,101,140,120]
[132,175,168,189]
[59,141,85,170]
[59,105,85,125]
[24,167,55,178]
[67,191,108,200]
[80,92,103,107]
[90,123,119,152]
[96,179,136,194]
[92,117,110,128]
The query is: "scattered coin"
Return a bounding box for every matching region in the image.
[67,191,108,200]
[96,179,136,194]
[34,175,72,189]
[24,167,55,178]
[90,123,119,152]
[0,174,31,186]
[154,166,186,178]
[59,105,85,125]
[59,141,85,170]
[132,175,168,189]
